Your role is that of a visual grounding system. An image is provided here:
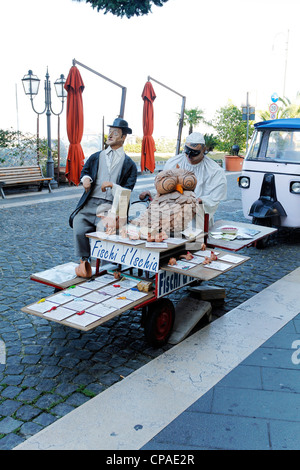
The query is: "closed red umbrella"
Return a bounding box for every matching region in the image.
[141,81,156,173]
[64,66,85,185]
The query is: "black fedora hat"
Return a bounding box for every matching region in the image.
[108,118,132,134]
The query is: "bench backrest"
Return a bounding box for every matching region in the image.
[0,166,44,183]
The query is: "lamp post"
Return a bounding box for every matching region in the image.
[22,68,67,187]
[242,92,255,153]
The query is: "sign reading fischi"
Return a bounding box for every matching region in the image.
[157,270,194,297]
[90,239,160,273]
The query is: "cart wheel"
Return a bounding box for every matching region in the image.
[144,298,175,347]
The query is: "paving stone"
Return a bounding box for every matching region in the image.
[64,393,90,407]
[34,394,62,410]
[146,411,270,450]
[21,355,41,365]
[242,347,299,370]
[187,389,214,414]
[17,388,40,403]
[39,366,61,379]
[98,371,120,387]
[261,367,300,393]
[212,386,300,422]
[0,433,25,450]
[72,373,95,386]
[21,376,39,388]
[15,405,40,421]
[0,400,21,417]
[35,378,56,393]
[217,365,262,390]
[2,386,21,401]
[57,357,80,369]
[55,383,78,396]
[84,383,105,395]
[33,412,57,427]
[23,345,43,355]
[19,421,42,438]
[1,375,23,387]
[3,365,24,375]
[270,420,300,450]
[0,416,23,434]
[51,403,75,417]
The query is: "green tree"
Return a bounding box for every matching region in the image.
[178,107,211,135]
[213,103,253,153]
[0,128,20,148]
[0,129,60,174]
[203,133,219,152]
[73,0,169,18]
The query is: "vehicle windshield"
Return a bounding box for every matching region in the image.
[246,129,300,163]
[246,130,262,160]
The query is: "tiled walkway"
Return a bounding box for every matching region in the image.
[15,268,300,450]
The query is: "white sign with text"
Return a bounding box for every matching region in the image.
[90,238,160,273]
[157,270,194,297]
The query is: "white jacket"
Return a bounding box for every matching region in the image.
[164,153,227,220]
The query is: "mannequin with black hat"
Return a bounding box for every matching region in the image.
[69,118,137,277]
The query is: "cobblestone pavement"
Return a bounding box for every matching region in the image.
[0,173,299,449]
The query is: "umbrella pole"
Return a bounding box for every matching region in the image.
[176,96,186,155]
[147,76,186,155]
[119,87,126,118]
[73,59,127,121]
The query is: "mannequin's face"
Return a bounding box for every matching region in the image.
[107,127,126,149]
[184,143,206,165]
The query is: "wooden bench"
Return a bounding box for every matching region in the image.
[0,165,53,199]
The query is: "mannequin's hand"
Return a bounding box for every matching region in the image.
[139,190,152,200]
[83,178,92,192]
[101,181,113,192]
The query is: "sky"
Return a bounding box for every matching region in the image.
[1,0,300,147]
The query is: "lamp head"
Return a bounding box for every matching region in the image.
[22,70,40,97]
[54,74,67,101]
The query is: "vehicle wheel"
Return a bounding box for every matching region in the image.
[252,217,271,249]
[144,298,175,347]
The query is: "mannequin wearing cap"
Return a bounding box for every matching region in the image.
[140,132,227,225]
[164,132,227,223]
[69,118,137,277]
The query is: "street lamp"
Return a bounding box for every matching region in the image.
[22,68,67,187]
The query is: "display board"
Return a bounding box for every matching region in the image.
[206,220,277,251]
[30,262,97,289]
[161,250,250,283]
[22,273,155,332]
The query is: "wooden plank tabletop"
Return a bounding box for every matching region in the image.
[206,219,277,252]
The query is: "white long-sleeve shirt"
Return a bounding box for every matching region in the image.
[81,146,125,199]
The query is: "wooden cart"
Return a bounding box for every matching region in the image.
[22,220,276,346]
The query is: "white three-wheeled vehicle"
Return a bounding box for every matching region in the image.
[238,119,300,238]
